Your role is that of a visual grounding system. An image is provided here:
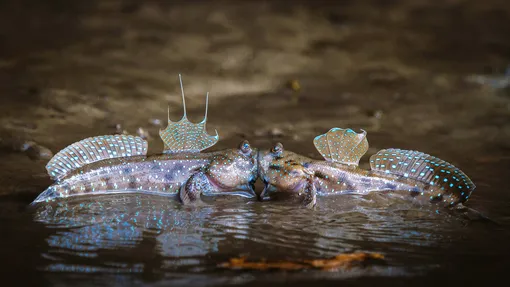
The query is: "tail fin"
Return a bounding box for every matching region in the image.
[369,149,475,204]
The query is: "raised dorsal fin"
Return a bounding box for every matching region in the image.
[313,128,368,166]
[370,148,475,203]
[46,135,148,181]
[159,74,219,154]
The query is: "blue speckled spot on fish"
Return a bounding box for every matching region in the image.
[369,148,475,203]
[159,75,219,154]
[313,128,368,166]
[45,135,148,181]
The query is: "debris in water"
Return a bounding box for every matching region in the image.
[287,79,301,92]
[149,118,162,126]
[113,124,130,135]
[366,110,383,131]
[218,252,384,271]
[269,127,284,137]
[304,253,384,271]
[219,257,306,271]
[467,75,510,89]
[370,110,384,119]
[466,66,510,89]
[286,79,301,104]
[254,129,266,137]
[0,136,53,160]
[137,127,150,139]
[114,124,123,134]
[254,125,295,138]
[20,141,53,160]
[254,127,284,138]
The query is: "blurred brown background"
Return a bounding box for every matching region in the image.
[0,0,509,212]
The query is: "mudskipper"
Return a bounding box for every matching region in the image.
[258,128,475,208]
[32,75,258,205]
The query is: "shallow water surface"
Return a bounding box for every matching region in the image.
[2,190,508,286]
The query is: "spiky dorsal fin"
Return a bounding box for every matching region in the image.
[313,128,368,166]
[159,75,218,154]
[46,135,148,181]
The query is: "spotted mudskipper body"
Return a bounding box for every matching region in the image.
[258,128,475,208]
[32,75,258,205]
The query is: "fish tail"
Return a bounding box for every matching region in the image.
[31,186,59,204]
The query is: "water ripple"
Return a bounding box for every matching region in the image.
[28,192,494,284]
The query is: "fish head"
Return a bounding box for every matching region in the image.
[207,140,258,198]
[258,142,311,200]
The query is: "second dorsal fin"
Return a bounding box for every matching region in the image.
[159,74,219,154]
[369,148,476,203]
[46,135,148,181]
[313,128,369,166]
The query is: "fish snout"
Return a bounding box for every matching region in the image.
[256,149,273,179]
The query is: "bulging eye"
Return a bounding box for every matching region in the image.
[271,142,283,155]
[239,140,252,154]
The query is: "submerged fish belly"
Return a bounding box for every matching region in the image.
[315,165,463,205]
[34,157,210,202]
[312,163,420,195]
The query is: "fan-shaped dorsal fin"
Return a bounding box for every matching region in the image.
[46,135,148,181]
[159,74,219,154]
[313,127,368,166]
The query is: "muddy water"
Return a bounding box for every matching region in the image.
[2,191,508,286]
[1,0,510,286]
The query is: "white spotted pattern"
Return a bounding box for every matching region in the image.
[313,128,368,166]
[46,135,148,181]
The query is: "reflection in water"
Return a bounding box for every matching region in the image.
[33,195,254,273]
[31,192,471,285]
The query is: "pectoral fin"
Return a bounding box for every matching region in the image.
[302,177,317,208]
[179,171,212,204]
